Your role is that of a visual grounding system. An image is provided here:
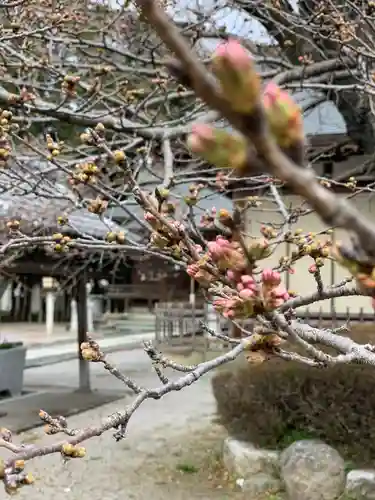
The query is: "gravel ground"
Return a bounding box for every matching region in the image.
[8,372,248,500]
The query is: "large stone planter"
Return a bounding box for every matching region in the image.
[0,343,26,397]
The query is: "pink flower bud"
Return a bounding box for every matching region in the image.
[241,274,255,285]
[237,283,244,291]
[226,270,235,281]
[271,284,289,300]
[187,124,214,153]
[144,212,156,222]
[261,269,281,286]
[308,264,317,274]
[211,40,261,114]
[263,82,303,148]
[239,288,254,300]
[214,39,253,70]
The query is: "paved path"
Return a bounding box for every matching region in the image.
[7,349,247,500]
[23,347,161,391]
[25,332,154,368]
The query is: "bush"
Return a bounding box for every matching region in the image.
[212,358,375,466]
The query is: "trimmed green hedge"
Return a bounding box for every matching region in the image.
[212,359,375,466]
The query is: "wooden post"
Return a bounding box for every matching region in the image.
[76,277,91,392]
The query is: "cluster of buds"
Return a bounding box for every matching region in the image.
[285,229,331,260]
[46,133,64,160]
[213,268,289,318]
[61,443,86,459]
[261,268,290,309]
[39,409,68,435]
[200,207,217,228]
[6,219,20,233]
[80,123,105,145]
[87,197,108,215]
[187,259,215,287]
[244,330,285,365]
[184,183,204,206]
[247,195,261,208]
[57,214,68,226]
[0,111,13,168]
[52,233,71,252]
[320,178,332,188]
[70,161,100,186]
[145,212,186,259]
[145,212,184,234]
[113,149,126,165]
[81,339,103,361]
[61,75,80,96]
[106,231,126,244]
[345,176,357,190]
[123,88,145,103]
[260,224,277,239]
[1,458,34,495]
[215,171,229,191]
[208,236,247,272]
[186,40,303,169]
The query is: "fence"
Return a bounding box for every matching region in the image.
[154,301,375,355]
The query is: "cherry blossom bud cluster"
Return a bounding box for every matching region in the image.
[207,236,247,272]
[213,268,289,319]
[186,39,304,170]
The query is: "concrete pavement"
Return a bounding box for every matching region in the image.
[1,347,183,433]
[25,331,155,368]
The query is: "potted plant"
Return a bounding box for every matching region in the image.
[0,339,27,397]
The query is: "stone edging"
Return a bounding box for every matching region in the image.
[223,437,375,499]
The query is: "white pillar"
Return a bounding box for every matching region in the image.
[30,284,41,316]
[45,291,55,337]
[189,277,196,307]
[87,297,94,332]
[206,302,218,333]
[70,298,78,334]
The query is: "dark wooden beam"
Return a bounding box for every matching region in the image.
[76,277,91,392]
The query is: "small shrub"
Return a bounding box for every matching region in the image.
[212,358,375,465]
